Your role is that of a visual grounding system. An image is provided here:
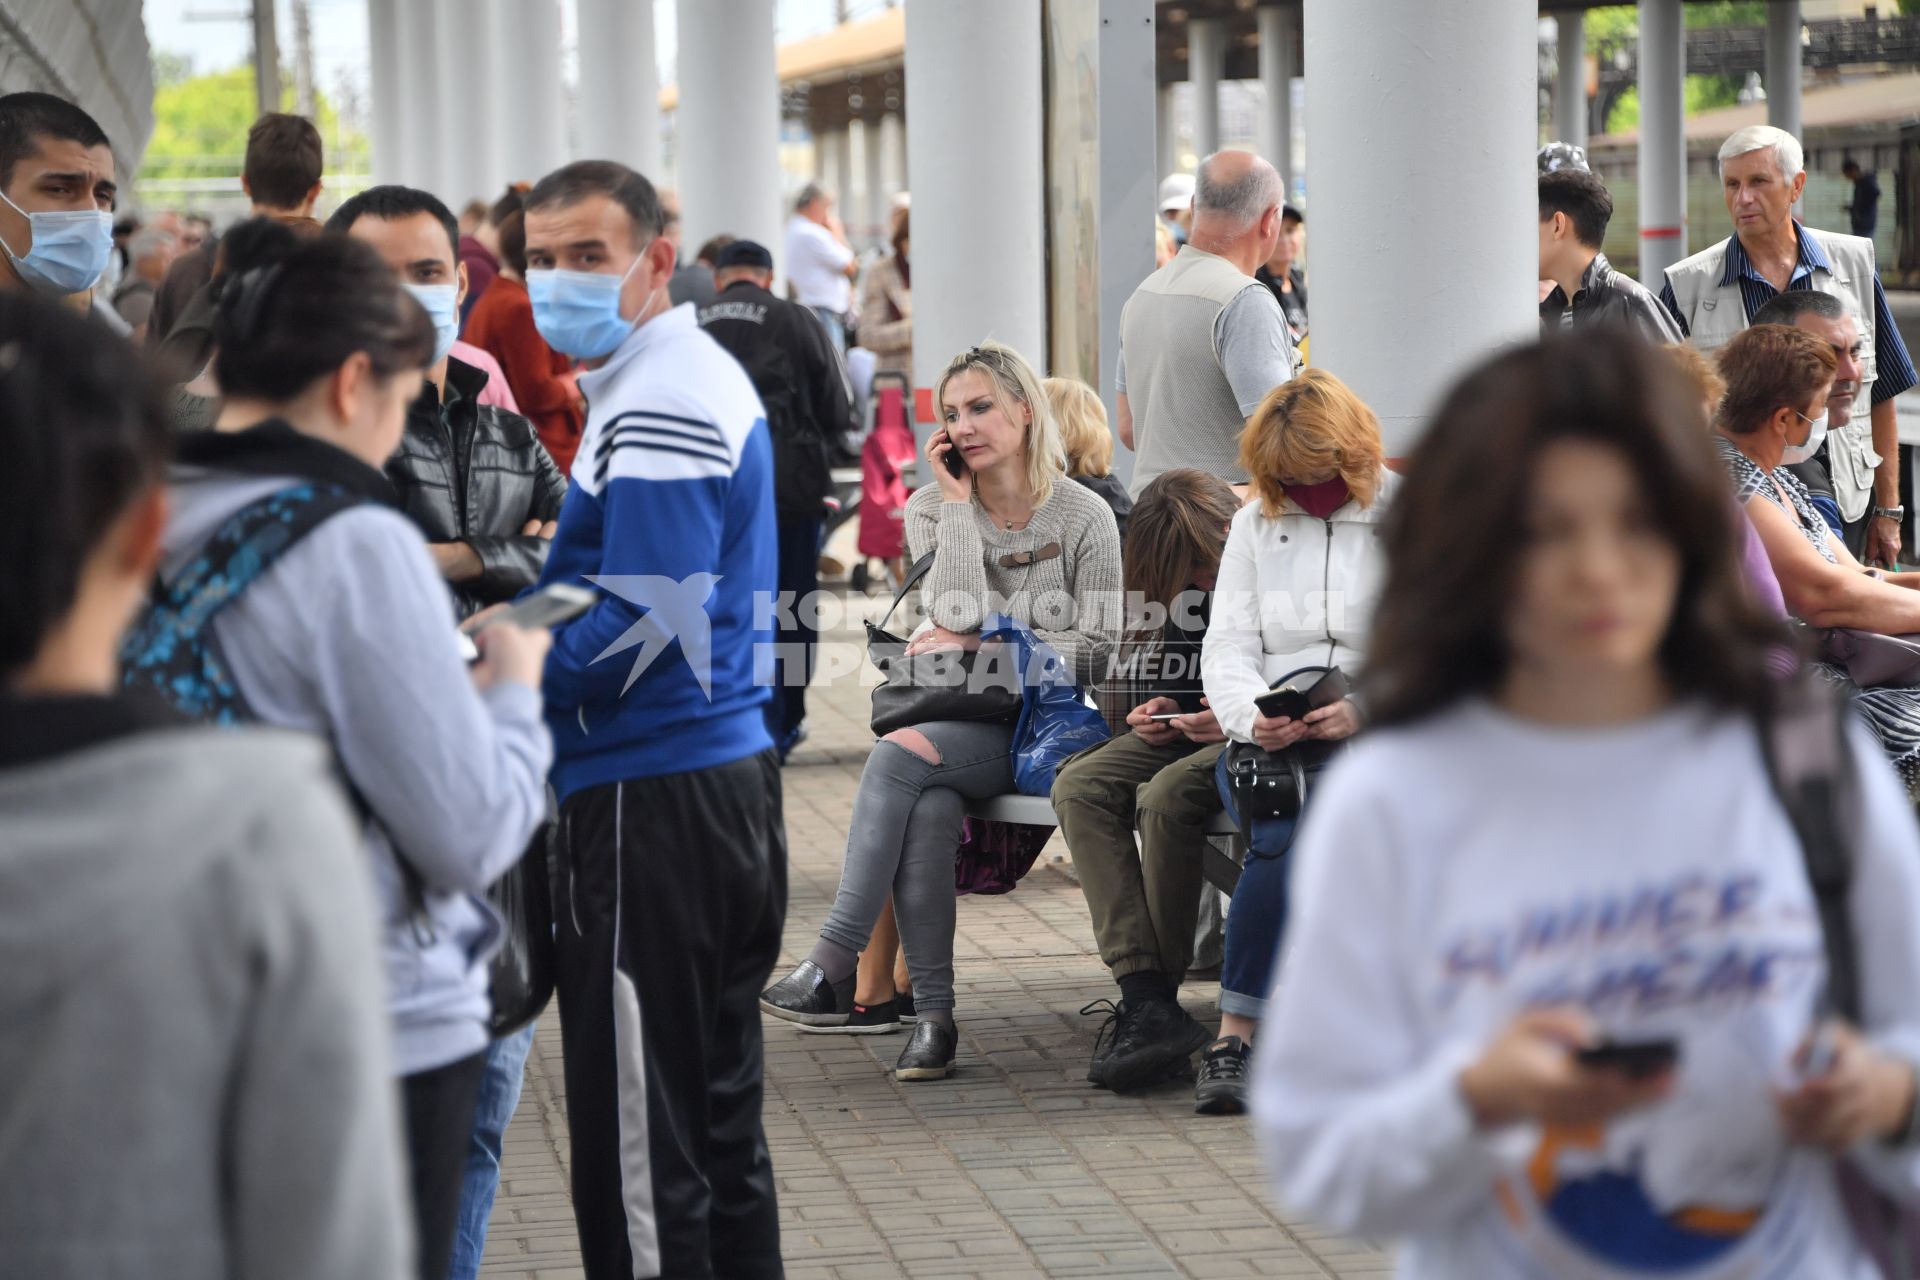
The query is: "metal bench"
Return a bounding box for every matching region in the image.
[962,792,1246,894]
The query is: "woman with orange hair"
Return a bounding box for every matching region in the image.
[1187,367,1398,1114]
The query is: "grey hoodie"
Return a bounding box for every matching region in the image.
[160,434,553,1076]
[0,717,410,1279]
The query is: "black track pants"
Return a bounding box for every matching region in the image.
[553,750,788,1280]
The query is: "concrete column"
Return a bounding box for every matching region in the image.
[1637,0,1686,284]
[905,0,1045,404]
[1304,0,1536,454]
[677,0,782,267]
[817,126,851,211]
[577,0,662,177]
[435,0,485,205]
[879,111,907,201]
[493,0,565,185]
[1099,0,1158,484]
[366,0,408,186]
[1554,9,1587,150]
[1258,5,1296,196]
[862,118,888,246]
[1157,83,1179,178]
[397,0,448,198]
[1188,17,1225,160]
[1766,0,1802,142]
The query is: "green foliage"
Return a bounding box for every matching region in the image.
[1584,2,1772,48]
[1603,74,1746,135]
[1582,2,1771,135]
[139,65,365,180]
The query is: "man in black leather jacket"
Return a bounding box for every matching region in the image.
[1539,169,1681,344]
[697,238,855,760]
[329,185,567,619]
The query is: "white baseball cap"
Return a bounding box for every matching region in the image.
[1158,172,1196,213]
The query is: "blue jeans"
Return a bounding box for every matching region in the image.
[1218,820,1295,1020]
[446,1024,536,1280]
[809,305,847,355]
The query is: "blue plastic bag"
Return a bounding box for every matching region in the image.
[981,613,1111,796]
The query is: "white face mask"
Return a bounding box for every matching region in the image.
[1782,409,1828,466]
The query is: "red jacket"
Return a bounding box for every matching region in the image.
[462,276,584,476]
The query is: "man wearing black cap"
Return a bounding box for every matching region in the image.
[1254,203,1308,346]
[699,239,855,760]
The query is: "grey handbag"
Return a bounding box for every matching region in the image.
[864,551,1024,737]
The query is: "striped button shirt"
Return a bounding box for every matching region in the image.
[1659,223,1917,407]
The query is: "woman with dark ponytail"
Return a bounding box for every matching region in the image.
[133,218,557,1280]
[0,286,410,1277]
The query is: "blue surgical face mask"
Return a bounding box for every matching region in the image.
[0,189,113,296]
[403,282,461,367]
[526,256,651,360]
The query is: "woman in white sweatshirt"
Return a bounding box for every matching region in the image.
[1253,334,1920,1279]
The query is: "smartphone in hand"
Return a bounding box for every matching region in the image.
[943,439,968,479]
[1575,1038,1679,1079]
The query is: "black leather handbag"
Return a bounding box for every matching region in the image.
[865,551,1025,737]
[485,824,555,1038]
[1220,667,1350,843]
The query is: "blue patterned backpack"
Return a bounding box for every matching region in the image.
[122,482,365,722]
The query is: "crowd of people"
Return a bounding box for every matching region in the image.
[6,63,1920,1280]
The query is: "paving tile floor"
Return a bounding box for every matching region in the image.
[479,590,1391,1279]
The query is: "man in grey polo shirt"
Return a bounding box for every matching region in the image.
[1117,150,1298,498]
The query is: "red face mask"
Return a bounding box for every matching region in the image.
[1282,477,1351,518]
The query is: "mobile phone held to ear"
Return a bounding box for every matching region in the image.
[460,583,599,637]
[943,438,968,479]
[1575,1038,1679,1079]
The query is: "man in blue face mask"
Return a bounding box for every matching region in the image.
[328,185,567,622]
[522,160,785,1280]
[0,92,117,308]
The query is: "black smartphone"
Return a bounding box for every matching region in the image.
[1254,688,1311,721]
[942,437,968,479]
[1575,1039,1679,1079]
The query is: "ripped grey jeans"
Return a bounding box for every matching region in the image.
[818,719,1016,1013]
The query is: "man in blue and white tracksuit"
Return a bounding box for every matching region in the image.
[522,159,784,1280]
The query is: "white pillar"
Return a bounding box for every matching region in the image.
[496,0,567,184]
[1258,5,1296,196]
[1305,0,1536,454]
[576,0,662,177]
[435,0,484,205]
[1766,0,1802,142]
[905,0,1045,402]
[817,126,851,211]
[879,111,907,201]
[862,118,887,246]
[397,0,448,198]
[367,0,408,186]
[677,0,781,267]
[1638,0,1686,285]
[1100,0,1158,485]
[455,0,508,202]
[1188,17,1224,160]
[1157,83,1179,177]
[1554,9,1587,150]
